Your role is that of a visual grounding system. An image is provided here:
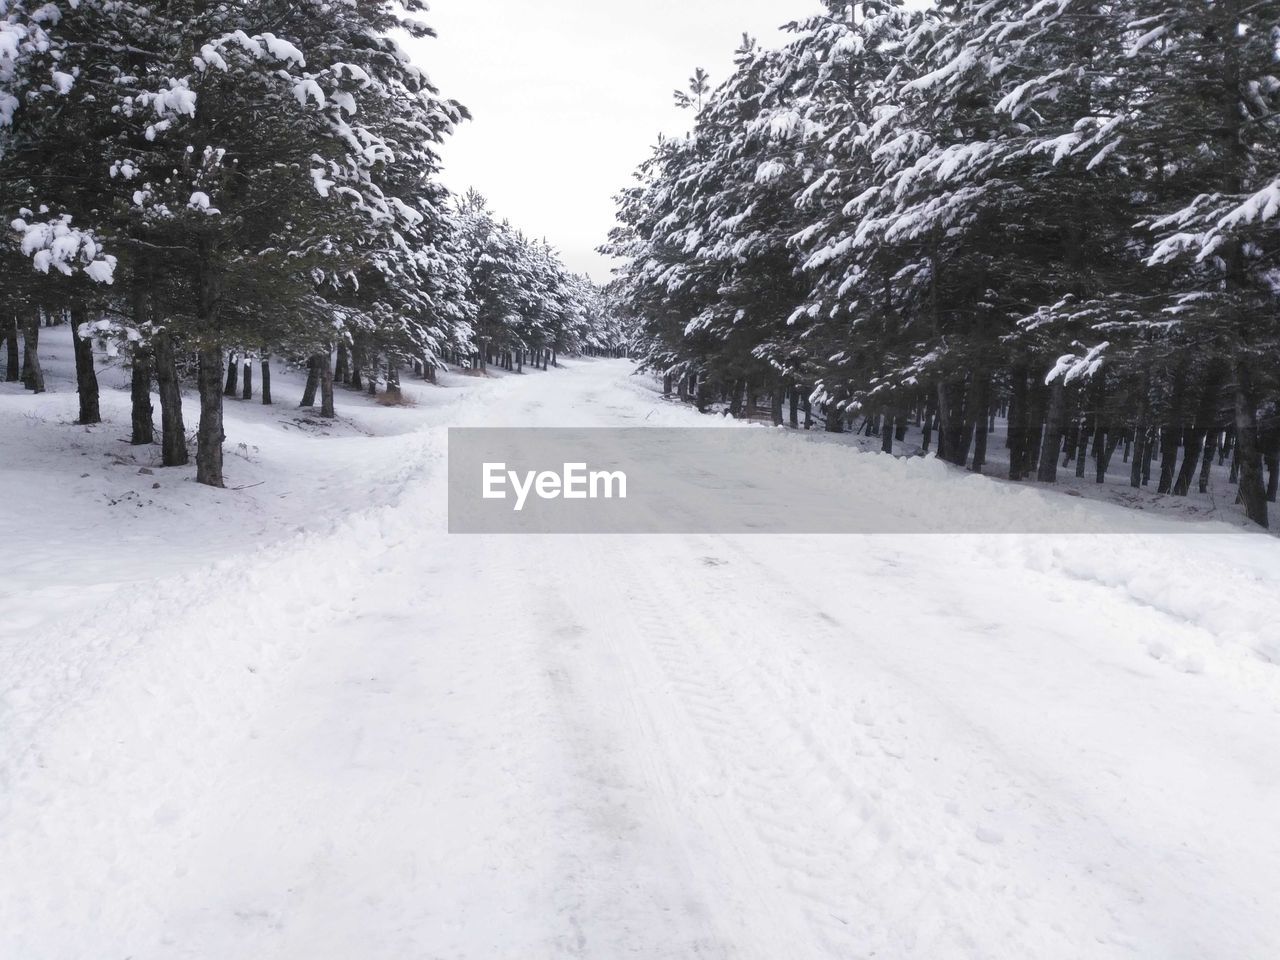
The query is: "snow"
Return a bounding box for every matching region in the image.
[110,159,140,180]
[332,62,372,87]
[195,43,229,73]
[186,191,220,216]
[754,159,787,183]
[1047,341,1108,384]
[330,90,357,115]
[261,34,305,68]
[1217,178,1280,231]
[292,77,325,109]
[310,166,335,197]
[49,68,73,94]
[3,341,1280,959]
[147,80,198,118]
[11,214,116,281]
[83,258,116,283]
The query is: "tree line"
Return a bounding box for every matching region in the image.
[605,0,1280,527]
[2,0,622,487]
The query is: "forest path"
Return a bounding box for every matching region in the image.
[4,359,1280,960]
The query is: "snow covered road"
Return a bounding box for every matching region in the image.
[4,359,1280,960]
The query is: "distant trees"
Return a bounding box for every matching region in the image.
[606,0,1280,526]
[453,190,620,372]
[3,0,618,487]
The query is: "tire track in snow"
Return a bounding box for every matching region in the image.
[701,531,1279,958]
[576,538,889,958]
[708,536,1139,955]
[582,534,1124,959]
[520,576,735,959]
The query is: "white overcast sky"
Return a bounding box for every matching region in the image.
[402,1,826,282]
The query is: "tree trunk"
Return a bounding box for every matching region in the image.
[771,385,784,427]
[1098,434,1120,484]
[301,355,321,407]
[350,341,364,391]
[824,403,843,433]
[1174,363,1225,496]
[335,342,350,385]
[1233,361,1267,526]
[223,353,238,397]
[971,378,990,474]
[789,388,799,429]
[385,359,402,403]
[972,413,989,474]
[129,276,155,443]
[1025,380,1046,478]
[69,308,101,424]
[1063,418,1080,469]
[728,380,744,418]
[935,381,951,461]
[4,318,17,382]
[261,356,273,405]
[1037,379,1065,482]
[1156,427,1179,494]
[20,319,30,385]
[1089,373,1111,482]
[320,347,335,419]
[1157,359,1191,493]
[921,394,935,453]
[196,345,225,488]
[1199,430,1218,494]
[1074,417,1089,478]
[938,379,972,467]
[1259,410,1280,504]
[130,344,154,445]
[1142,427,1155,485]
[1129,407,1147,489]
[154,329,188,467]
[241,359,253,400]
[21,313,44,393]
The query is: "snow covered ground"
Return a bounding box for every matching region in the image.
[4,339,1280,959]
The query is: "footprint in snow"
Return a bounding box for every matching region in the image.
[976,825,1005,845]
